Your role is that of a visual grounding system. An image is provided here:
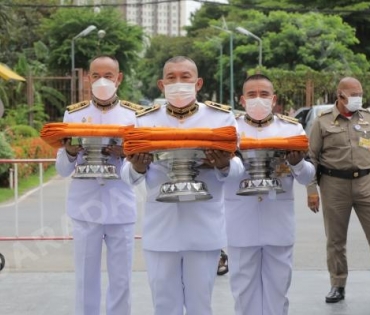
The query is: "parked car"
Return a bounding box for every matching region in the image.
[294,104,334,136]
[153,98,167,106]
[293,107,310,126]
[138,99,152,107]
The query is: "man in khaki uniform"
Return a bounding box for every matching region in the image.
[307,77,370,303]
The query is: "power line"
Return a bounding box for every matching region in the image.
[3,0,184,8]
[4,0,370,15]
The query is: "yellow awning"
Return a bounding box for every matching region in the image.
[0,63,26,81]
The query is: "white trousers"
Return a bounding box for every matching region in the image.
[72,219,135,315]
[228,245,293,315]
[144,250,220,315]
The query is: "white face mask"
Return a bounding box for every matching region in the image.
[92,78,117,101]
[245,97,273,120]
[164,82,196,108]
[345,96,362,112]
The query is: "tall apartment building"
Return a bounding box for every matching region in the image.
[62,0,194,36]
[125,0,187,36]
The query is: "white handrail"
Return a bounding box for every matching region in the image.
[0,158,56,237]
[0,158,143,241]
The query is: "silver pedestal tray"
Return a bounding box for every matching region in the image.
[153,149,212,202]
[72,137,121,179]
[237,149,290,196]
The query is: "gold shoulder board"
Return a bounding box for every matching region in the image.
[66,100,90,113]
[120,100,145,113]
[233,110,245,119]
[204,100,231,113]
[276,113,299,124]
[136,104,161,117]
[318,108,333,117]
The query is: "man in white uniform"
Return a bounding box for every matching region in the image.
[121,56,244,315]
[224,74,315,315]
[56,55,142,315]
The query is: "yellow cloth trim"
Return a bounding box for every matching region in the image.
[0,63,26,81]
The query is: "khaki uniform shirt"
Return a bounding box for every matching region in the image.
[307,104,370,194]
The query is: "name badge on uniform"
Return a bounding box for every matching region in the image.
[359,130,370,150]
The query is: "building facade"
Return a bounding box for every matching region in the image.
[62,0,189,36]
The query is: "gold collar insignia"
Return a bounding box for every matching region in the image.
[244,113,274,128]
[166,103,199,120]
[92,96,119,112]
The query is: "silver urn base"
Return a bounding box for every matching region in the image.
[73,164,118,179]
[237,178,284,196]
[72,137,120,180]
[156,180,212,202]
[237,149,288,196]
[153,149,212,203]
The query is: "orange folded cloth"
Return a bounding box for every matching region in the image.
[40,123,134,148]
[240,135,308,151]
[123,126,236,141]
[123,126,238,155]
[124,140,237,155]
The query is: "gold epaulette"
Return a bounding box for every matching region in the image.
[120,100,145,112]
[204,101,231,113]
[136,104,161,117]
[233,110,245,119]
[276,113,299,124]
[318,108,333,117]
[66,100,90,113]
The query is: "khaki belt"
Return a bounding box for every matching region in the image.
[319,165,370,180]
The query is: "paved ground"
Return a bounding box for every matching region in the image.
[0,175,369,314]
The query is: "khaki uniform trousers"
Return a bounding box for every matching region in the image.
[320,173,370,287]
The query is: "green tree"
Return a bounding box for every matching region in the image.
[39,7,143,76]
[183,8,369,107]
[38,7,144,100]
[138,35,202,100]
[0,0,58,67]
[230,10,368,72]
[285,0,370,57]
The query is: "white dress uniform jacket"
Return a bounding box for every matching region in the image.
[121,102,245,251]
[225,115,315,246]
[224,114,315,315]
[56,100,137,224]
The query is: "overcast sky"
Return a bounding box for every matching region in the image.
[185,0,229,25]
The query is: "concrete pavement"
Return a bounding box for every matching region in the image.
[0,175,369,314]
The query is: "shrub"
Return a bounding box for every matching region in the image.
[11,137,57,179]
[6,125,39,141]
[0,132,15,186]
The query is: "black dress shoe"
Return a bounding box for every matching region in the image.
[325,287,345,303]
[217,250,229,276]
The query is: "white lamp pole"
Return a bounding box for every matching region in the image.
[211,25,234,110]
[236,26,262,68]
[71,25,97,103]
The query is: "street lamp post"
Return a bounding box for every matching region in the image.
[71,25,97,103]
[97,29,106,54]
[219,43,223,103]
[211,25,234,109]
[207,37,223,103]
[236,26,262,68]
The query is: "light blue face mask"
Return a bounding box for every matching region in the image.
[345,96,362,112]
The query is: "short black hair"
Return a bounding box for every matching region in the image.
[244,73,272,84]
[163,55,198,76]
[242,74,274,94]
[164,55,196,66]
[90,55,119,65]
